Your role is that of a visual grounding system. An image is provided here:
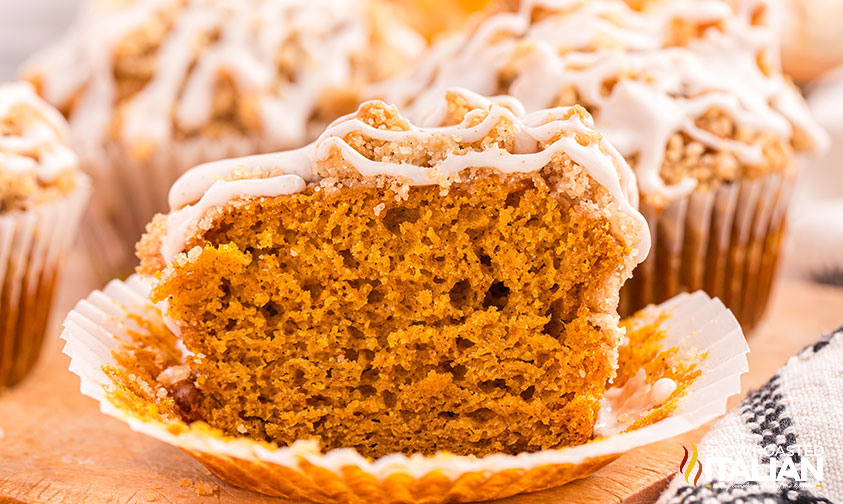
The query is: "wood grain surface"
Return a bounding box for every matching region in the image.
[0,249,841,504]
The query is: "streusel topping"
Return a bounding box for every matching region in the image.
[374,0,827,204]
[151,88,648,266]
[25,0,424,159]
[0,82,78,212]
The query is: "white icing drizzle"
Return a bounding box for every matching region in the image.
[373,0,829,200]
[24,0,423,155]
[0,82,78,183]
[161,174,308,262]
[158,89,650,266]
[594,369,678,437]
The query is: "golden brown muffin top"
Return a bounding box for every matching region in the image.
[385,0,508,41]
[23,0,425,161]
[375,0,828,205]
[0,82,79,213]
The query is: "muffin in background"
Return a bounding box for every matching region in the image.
[0,81,89,387]
[23,0,424,279]
[375,0,828,330]
[629,0,843,82]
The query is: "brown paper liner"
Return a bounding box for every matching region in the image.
[620,173,794,332]
[61,274,748,503]
[0,175,90,387]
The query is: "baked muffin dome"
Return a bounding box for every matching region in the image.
[23,0,424,275]
[26,0,423,158]
[376,0,826,205]
[136,89,649,457]
[375,0,826,327]
[386,0,505,41]
[0,81,79,212]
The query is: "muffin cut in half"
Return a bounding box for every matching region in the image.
[136,89,649,458]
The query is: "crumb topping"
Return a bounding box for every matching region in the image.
[24,0,423,159]
[141,89,648,268]
[0,82,78,212]
[375,0,827,204]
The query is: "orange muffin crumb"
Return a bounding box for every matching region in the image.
[136,91,648,458]
[615,311,703,430]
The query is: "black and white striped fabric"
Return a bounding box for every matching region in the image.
[659,327,843,504]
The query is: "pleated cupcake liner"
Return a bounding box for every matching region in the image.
[621,173,794,332]
[60,274,748,503]
[0,174,90,387]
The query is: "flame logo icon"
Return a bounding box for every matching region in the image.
[680,442,703,485]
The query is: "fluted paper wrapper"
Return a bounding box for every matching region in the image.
[621,173,794,331]
[61,275,748,503]
[0,175,90,387]
[78,135,281,281]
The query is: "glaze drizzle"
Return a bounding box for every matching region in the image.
[0,81,77,184]
[159,89,650,265]
[374,0,828,200]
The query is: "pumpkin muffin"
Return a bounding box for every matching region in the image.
[0,82,89,387]
[375,0,828,329]
[134,89,649,457]
[23,0,424,278]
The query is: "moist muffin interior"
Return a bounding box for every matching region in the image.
[103,279,706,454]
[148,175,631,457]
[137,93,644,458]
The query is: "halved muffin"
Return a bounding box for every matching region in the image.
[136,89,648,458]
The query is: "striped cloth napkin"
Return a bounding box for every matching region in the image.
[658,327,843,504]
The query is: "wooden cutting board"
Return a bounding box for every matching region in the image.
[1,250,841,504]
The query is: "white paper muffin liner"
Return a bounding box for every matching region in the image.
[60,275,748,503]
[620,173,794,332]
[0,174,90,387]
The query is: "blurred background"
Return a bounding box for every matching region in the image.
[0,0,80,80]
